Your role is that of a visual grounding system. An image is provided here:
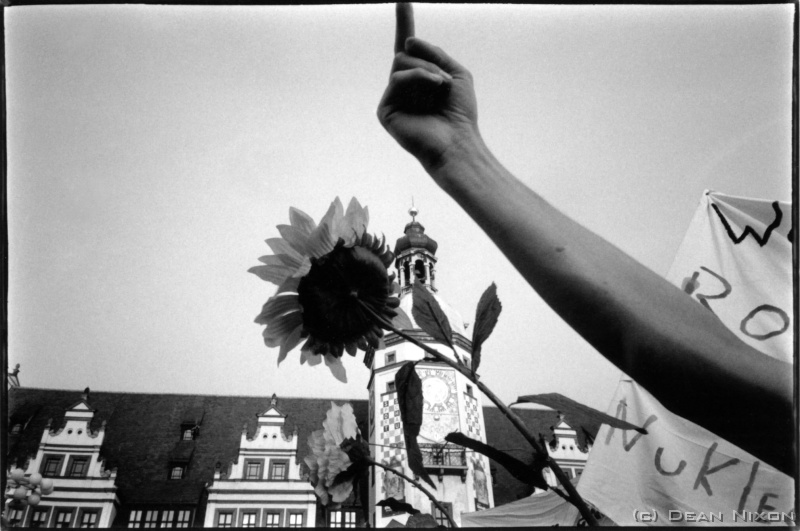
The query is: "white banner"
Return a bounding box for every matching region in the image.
[578,191,794,526]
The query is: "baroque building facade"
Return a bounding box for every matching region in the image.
[4,215,597,528]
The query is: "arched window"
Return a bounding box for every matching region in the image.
[414,259,426,282]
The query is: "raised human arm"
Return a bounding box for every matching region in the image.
[378,3,794,475]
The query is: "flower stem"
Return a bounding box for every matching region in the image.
[374,317,598,527]
[367,457,459,529]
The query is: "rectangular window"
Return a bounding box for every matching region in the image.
[329,510,357,528]
[264,512,281,528]
[217,512,234,528]
[169,466,184,480]
[56,510,74,528]
[144,510,159,528]
[385,351,396,365]
[288,512,304,528]
[175,511,191,528]
[42,454,64,477]
[387,381,396,393]
[269,459,289,480]
[245,459,263,480]
[128,510,143,528]
[466,384,473,397]
[80,510,99,528]
[8,508,24,527]
[68,456,90,477]
[30,508,49,528]
[432,503,453,528]
[241,512,257,528]
[161,510,174,528]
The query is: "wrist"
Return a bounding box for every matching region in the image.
[423,130,498,196]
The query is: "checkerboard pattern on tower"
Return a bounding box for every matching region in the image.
[464,394,482,439]
[379,392,404,463]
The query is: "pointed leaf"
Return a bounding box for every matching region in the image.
[395,362,423,431]
[395,362,435,488]
[516,393,648,434]
[411,282,453,348]
[391,307,414,330]
[471,283,502,372]
[376,498,420,516]
[445,432,549,490]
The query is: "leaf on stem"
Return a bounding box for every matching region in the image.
[376,498,420,516]
[395,362,436,488]
[411,282,454,348]
[471,282,502,372]
[445,432,549,490]
[516,393,648,434]
[392,306,414,330]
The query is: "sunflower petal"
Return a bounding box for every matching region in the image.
[291,259,311,278]
[255,293,302,325]
[306,352,323,366]
[277,276,301,294]
[306,222,336,259]
[266,237,304,261]
[341,197,369,244]
[257,255,285,266]
[324,354,348,383]
[275,252,307,271]
[289,206,317,236]
[278,225,311,256]
[392,307,414,329]
[263,311,303,347]
[319,197,345,236]
[277,324,304,365]
[249,264,295,285]
[345,342,358,356]
[300,339,315,364]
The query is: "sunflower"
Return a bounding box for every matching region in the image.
[304,402,361,506]
[250,197,399,382]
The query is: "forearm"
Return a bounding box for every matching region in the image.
[426,136,793,468]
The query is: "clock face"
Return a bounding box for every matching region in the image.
[419,368,459,442]
[420,369,457,413]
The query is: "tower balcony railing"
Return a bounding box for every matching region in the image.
[419,444,468,483]
[419,444,467,468]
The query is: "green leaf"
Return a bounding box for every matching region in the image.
[395,362,435,488]
[516,393,648,434]
[471,283,502,372]
[376,498,420,516]
[411,282,454,348]
[445,432,548,491]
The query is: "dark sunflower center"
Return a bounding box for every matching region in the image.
[297,244,390,344]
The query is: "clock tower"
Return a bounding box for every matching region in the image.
[365,209,494,528]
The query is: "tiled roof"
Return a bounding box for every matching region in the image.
[7,387,599,508]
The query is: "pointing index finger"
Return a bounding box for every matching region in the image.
[394,3,415,55]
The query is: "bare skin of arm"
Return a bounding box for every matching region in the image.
[378,3,794,475]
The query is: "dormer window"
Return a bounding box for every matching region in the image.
[170,465,185,480]
[182,429,194,441]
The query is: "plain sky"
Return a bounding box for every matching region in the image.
[5,4,793,412]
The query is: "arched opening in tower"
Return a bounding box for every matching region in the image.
[414,259,427,283]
